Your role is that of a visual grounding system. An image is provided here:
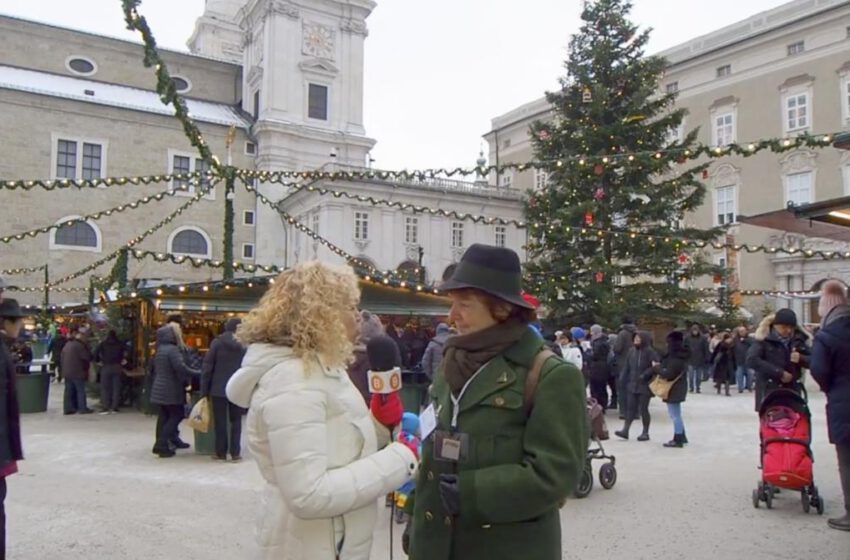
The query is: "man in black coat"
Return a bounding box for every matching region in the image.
[746,309,810,412]
[810,280,850,531]
[0,299,25,557]
[733,326,753,393]
[61,328,94,415]
[612,317,637,417]
[150,325,200,458]
[684,324,710,394]
[201,319,246,461]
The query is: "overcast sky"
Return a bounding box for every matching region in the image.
[1,0,789,171]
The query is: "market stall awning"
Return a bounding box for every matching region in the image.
[156,298,257,312]
[738,199,850,243]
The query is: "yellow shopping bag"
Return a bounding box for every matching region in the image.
[187,397,212,433]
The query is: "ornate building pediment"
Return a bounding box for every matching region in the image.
[298,59,339,77]
[779,149,817,174]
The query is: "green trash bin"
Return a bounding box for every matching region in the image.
[31,339,48,360]
[16,373,51,413]
[190,393,227,455]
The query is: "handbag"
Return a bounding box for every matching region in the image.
[650,374,682,400]
[187,396,212,433]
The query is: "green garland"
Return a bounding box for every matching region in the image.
[0,171,204,191]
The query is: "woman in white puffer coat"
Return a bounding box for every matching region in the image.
[226,262,418,560]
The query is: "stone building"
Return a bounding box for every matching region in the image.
[0,0,525,306]
[483,0,850,322]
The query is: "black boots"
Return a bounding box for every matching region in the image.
[828,513,850,532]
[663,433,686,448]
[637,433,650,442]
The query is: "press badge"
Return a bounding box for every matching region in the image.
[433,431,469,463]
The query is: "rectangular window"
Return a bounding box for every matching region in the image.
[172,155,191,191]
[786,93,809,131]
[494,225,506,248]
[169,151,214,199]
[715,185,737,226]
[499,171,513,188]
[405,216,419,245]
[308,83,328,120]
[245,142,256,156]
[81,143,102,180]
[354,211,369,240]
[716,64,731,78]
[311,213,320,235]
[243,210,255,226]
[451,222,464,248]
[665,81,679,94]
[786,171,812,206]
[714,113,734,146]
[56,139,77,179]
[534,169,548,190]
[195,157,211,191]
[253,90,260,120]
[242,243,255,259]
[502,138,512,149]
[787,41,805,56]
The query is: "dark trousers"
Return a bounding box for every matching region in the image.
[589,379,609,410]
[63,378,88,413]
[608,375,618,411]
[624,391,651,435]
[838,441,850,514]
[154,405,184,451]
[1,477,6,559]
[617,370,628,413]
[211,396,243,458]
[100,367,122,411]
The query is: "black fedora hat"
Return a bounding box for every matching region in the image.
[440,244,533,309]
[0,298,26,319]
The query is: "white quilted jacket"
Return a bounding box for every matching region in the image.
[226,343,417,560]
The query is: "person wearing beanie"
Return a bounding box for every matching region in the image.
[201,318,247,461]
[746,308,810,411]
[347,310,394,403]
[420,322,451,382]
[588,325,612,410]
[612,318,638,418]
[811,281,850,531]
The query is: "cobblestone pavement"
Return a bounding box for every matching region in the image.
[7,380,848,559]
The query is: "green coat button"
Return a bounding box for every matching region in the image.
[494,396,506,406]
[425,511,434,522]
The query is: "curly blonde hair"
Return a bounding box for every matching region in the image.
[237,261,361,369]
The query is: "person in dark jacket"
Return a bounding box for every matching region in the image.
[733,326,753,393]
[710,332,735,396]
[0,300,24,558]
[95,330,126,414]
[810,280,850,532]
[615,330,659,441]
[653,330,689,448]
[746,309,810,412]
[48,331,68,382]
[11,340,31,375]
[151,324,200,458]
[588,324,611,410]
[201,318,247,462]
[346,310,391,404]
[685,324,710,394]
[612,318,637,417]
[421,322,450,381]
[61,329,94,415]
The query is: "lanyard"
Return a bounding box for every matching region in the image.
[449,360,492,429]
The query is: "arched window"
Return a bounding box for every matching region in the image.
[50,217,102,252]
[168,227,211,258]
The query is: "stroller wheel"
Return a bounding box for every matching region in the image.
[801,490,811,513]
[815,495,825,516]
[765,487,774,509]
[752,489,760,509]
[599,463,617,489]
[574,460,594,499]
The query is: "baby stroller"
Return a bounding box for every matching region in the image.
[751,388,824,514]
[575,398,617,498]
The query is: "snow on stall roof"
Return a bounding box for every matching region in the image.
[0,65,250,129]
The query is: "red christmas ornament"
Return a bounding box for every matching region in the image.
[678,253,689,265]
[584,212,594,226]
[594,187,606,201]
[537,129,551,142]
[702,169,709,180]
[595,271,605,283]
[594,164,605,176]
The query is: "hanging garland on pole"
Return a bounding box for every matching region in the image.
[0,265,46,276]
[0,171,203,192]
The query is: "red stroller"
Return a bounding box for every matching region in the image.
[752,388,824,514]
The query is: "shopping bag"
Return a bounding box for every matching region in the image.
[187,397,212,433]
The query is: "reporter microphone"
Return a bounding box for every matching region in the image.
[367,335,402,396]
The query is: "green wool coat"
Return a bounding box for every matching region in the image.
[409,329,589,560]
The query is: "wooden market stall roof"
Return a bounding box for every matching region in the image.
[738,196,850,242]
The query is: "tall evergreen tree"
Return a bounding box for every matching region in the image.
[525,0,723,326]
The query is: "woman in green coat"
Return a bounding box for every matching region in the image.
[409,244,589,560]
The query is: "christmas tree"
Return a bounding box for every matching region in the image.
[525,0,723,326]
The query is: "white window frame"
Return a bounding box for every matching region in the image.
[167,149,215,200]
[306,81,330,123]
[50,133,108,181]
[534,169,549,190]
[782,89,811,134]
[451,221,464,248]
[241,243,255,260]
[494,225,507,248]
[499,170,513,188]
[167,226,212,259]
[787,41,805,56]
[665,81,679,94]
[784,171,814,206]
[245,141,257,157]
[311,213,320,235]
[49,215,103,253]
[714,185,738,226]
[841,74,850,124]
[712,111,735,147]
[405,216,419,245]
[170,75,193,94]
[243,210,255,226]
[354,211,369,241]
[64,55,98,77]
